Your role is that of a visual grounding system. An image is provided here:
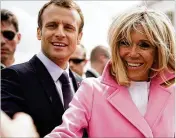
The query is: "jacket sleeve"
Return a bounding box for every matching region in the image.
[1,68,26,118]
[45,78,94,138]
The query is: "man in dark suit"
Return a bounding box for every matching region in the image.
[69,44,88,78]
[1,0,84,137]
[1,9,21,69]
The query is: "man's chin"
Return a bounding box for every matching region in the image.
[1,57,8,62]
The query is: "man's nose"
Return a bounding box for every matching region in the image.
[0,34,6,47]
[55,26,66,38]
[69,61,74,68]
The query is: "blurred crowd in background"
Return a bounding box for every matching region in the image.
[1,0,175,68]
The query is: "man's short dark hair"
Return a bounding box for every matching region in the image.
[1,9,19,32]
[38,0,84,33]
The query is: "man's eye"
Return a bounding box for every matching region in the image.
[65,25,75,31]
[46,24,57,28]
[65,26,72,29]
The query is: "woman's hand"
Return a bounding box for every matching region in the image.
[0,111,39,137]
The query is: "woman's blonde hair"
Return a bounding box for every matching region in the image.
[108,7,175,86]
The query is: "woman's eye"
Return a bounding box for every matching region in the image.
[139,42,151,49]
[119,41,130,46]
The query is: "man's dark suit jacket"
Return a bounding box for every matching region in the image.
[85,69,99,78]
[1,55,82,137]
[1,63,5,69]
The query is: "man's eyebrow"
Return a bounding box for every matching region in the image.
[65,23,76,27]
[46,21,56,24]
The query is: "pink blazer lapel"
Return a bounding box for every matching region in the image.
[106,86,153,137]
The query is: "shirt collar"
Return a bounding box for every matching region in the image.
[1,63,6,69]
[36,51,70,82]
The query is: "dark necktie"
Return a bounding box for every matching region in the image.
[59,71,74,109]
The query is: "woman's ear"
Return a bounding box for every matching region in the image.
[37,27,41,40]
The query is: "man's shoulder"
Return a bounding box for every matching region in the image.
[1,55,40,77]
[85,69,99,78]
[4,55,43,72]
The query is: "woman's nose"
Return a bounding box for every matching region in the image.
[129,45,140,58]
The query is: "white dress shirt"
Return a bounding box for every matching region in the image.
[37,51,74,105]
[128,81,150,116]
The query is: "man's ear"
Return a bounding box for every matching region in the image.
[37,27,41,40]
[77,32,83,45]
[16,33,21,44]
[84,59,88,65]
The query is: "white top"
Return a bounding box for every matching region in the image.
[37,51,74,105]
[128,81,150,116]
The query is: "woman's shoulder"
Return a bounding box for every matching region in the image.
[152,70,175,88]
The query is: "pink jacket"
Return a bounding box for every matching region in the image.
[46,63,175,138]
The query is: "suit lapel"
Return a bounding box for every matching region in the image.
[69,69,82,92]
[29,56,64,116]
[106,86,153,137]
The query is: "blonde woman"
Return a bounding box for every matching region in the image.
[46,7,175,137]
